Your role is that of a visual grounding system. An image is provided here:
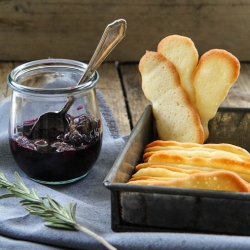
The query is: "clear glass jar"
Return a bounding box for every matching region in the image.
[7,59,102,185]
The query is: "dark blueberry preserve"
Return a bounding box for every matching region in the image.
[9,114,102,183]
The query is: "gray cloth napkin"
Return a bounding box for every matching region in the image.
[1,92,250,250]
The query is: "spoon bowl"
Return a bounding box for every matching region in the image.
[28,98,73,140]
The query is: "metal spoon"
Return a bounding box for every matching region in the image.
[28,19,127,140]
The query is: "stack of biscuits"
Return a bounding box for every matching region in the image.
[128,35,249,192]
[139,35,240,143]
[128,140,250,192]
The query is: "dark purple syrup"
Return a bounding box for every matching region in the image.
[9,114,102,183]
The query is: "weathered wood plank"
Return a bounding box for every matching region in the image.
[221,63,250,108]
[1,1,250,61]
[120,63,150,127]
[0,62,14,104]
[96,63,131,135]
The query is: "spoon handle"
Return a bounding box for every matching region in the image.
[77,19,127,85]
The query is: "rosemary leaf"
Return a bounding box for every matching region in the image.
[46,195,62,211]
[25,207,50,215]
[69,203,77,220]
[10,191,40,203]
[24,201,45,207]
[0,193,17,199]
[14,172,30,193]
[44,217,68,223]
[44,222,76,230]
[31,188,40,200]
[50,211,76,225]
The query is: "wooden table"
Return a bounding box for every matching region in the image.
[1,61,250,136]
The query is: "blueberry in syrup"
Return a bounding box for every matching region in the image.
[9,114,102,183]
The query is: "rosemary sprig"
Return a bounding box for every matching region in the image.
[0,172,117,250]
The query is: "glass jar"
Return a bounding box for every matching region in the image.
[7,59,102,185]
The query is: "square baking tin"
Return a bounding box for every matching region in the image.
[103,105,250,235]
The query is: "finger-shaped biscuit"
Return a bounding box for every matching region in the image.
[148,151,250,179]
[138,161,250,183]
[149,171,250,192]
[193,49,240,139]
[139,51,204,143]
[158,35,198,106]
[144,148,250,163]
[132,167,189,179]
[145,140,250,157]
[129,176,176,182]
[135,163,206,174]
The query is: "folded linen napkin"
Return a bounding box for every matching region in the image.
[1,92,250,250]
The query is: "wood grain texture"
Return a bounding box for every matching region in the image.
[221,63,250,108]
[0,62,14,103]
[120,63,150,127]
[1,0,250,61]
[94,63,131,135]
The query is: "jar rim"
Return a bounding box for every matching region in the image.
[7,59,99,95]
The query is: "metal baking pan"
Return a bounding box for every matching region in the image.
[103,105,250,234]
